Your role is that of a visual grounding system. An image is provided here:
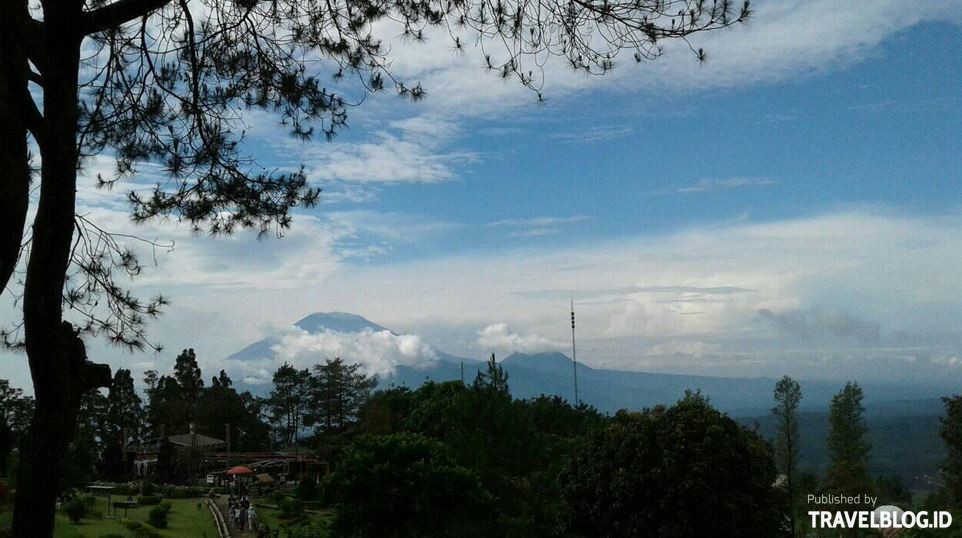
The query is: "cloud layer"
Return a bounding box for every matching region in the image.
[269,328,438,379]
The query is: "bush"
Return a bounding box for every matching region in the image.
[99,534,126,538]
[294,478,318,501]
[161,485,203,498]
[122,520,163,538]
[147,505,168,529]
[140,482,156,496]
[137,494,162,505]
[278,497,303,519]
[63,497,88,523]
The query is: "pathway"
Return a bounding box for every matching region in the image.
[213,495,259,538]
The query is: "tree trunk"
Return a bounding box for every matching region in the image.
[0,0,31,293]
[10,8,111,536]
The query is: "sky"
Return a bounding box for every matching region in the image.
[3,0,962,392]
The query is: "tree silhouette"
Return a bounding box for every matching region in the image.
[825,382,873,499]
[266,363,311,448]
[773,375,802,536]
[307,357,377,436]
[560,392,785,537]
[940,394,962,506]
[0,0,750,532]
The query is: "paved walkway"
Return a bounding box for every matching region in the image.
[214,495,258,537]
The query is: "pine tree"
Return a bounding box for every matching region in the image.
[308,358,377,436]
[940,394,962,506]
[473,354,509,395]
[773,376,802,536]
[173,349,205,404]
[267,363,311,447]
[825,382,873,497]
[100,369,143,479]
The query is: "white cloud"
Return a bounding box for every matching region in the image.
[488,215,591,238]
[476,323,564,355]
[278,124,477,185]
[269,328,437,378]
[646,340,722,358]
[8,207,962,388]
[677,177,776,193]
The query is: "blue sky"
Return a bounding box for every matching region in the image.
[3,0,962,391]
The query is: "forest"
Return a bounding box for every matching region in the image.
[0,350,960,537]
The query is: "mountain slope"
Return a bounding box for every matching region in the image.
[225,313,952,416]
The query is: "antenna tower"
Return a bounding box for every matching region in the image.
[571,296,579,405]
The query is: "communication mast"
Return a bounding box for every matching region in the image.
[570,296,579,406]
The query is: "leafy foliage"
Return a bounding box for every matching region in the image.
[266,363,311,447]
[324,433,495,538]
[941,394,962,506]
[63,497,88,523]
[147,504,169,528]
[825,382,873,496]
[560,392,786,537]
[772,375,802,534]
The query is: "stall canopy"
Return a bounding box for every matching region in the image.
[226,466,254,476]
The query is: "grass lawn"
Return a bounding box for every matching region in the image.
[253,503,332,532]
[53,497,218,538]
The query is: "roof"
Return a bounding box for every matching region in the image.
[167,433,224,448]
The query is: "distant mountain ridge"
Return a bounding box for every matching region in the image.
[294,312,390,334]
[224,312,952,491]
[226,312,951,416]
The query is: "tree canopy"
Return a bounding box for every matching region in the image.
[560,392,786,537]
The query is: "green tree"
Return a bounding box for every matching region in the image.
[99,368,143,479]
[825,382,873,497]
[560,392,785,537]
[325,433,495,538]
[307,358,377,436]
[357,381,606,537]
[63,390,109,491]
[267,363,311,447]
[773,375,802,536]
[940,394,962,506]
[173,349,205,404]
[195,370,270,452]
[0,379,34,477]
[473,354,510,395]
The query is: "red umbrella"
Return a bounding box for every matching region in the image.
[226,466,254,476]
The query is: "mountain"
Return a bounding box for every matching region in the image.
[225,312,391,362]
[226,312,951,415]
[223,312,953,490]
[294,312,389,334]
[738,406,946,490]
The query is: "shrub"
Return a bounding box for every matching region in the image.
[137,494,162,505]
[161,485,203,498]
[278,497,303,519]
[271,490,287,504]
[122,520,163,538]
[147,505,168,529]
[63,497,87,523]
[294,478,318,501]
[140,482,156,496]
[99,534,127,538]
